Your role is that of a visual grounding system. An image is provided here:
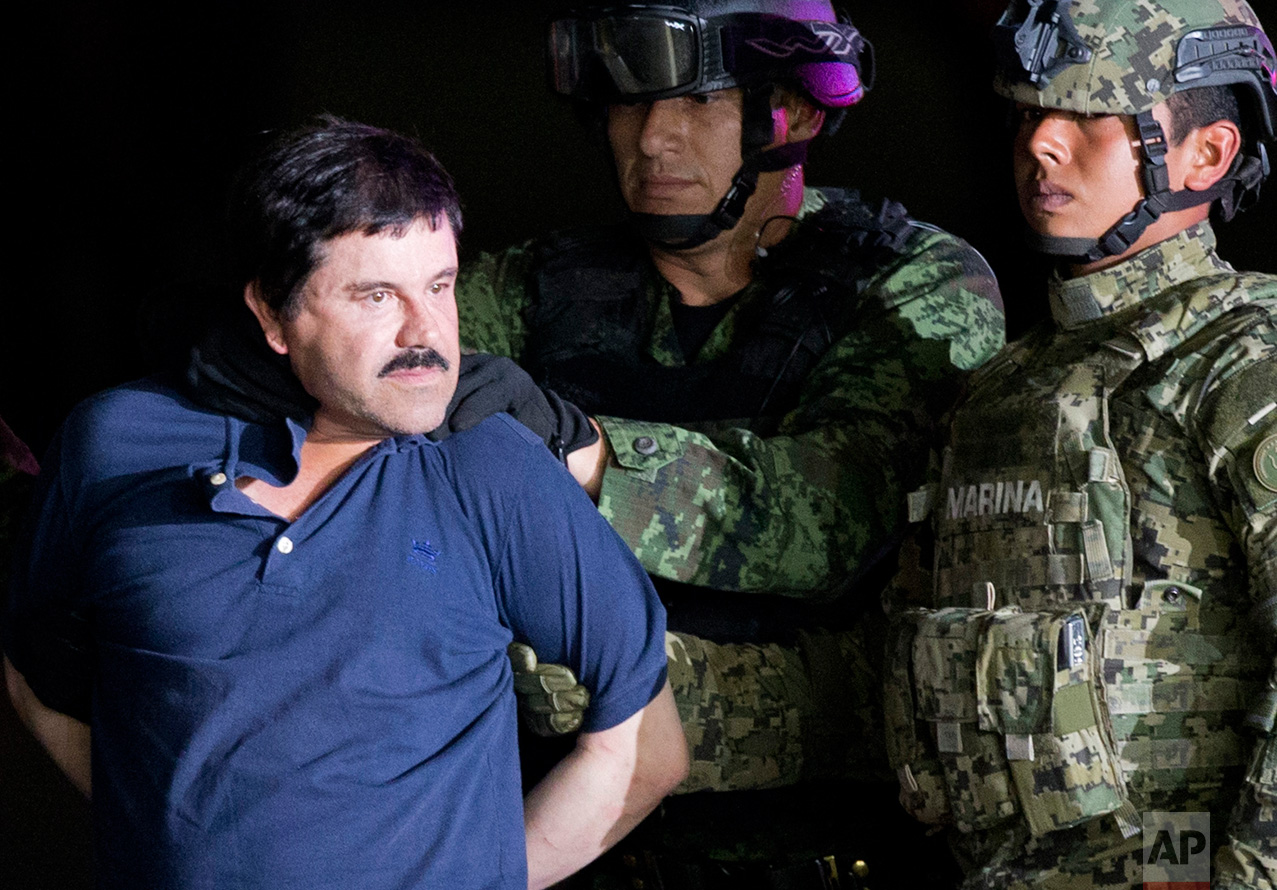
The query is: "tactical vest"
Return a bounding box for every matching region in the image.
[525,189,913,436]
[885,291,1274,841]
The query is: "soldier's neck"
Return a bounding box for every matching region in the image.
[650,238,753,307]
[650,167,804,308]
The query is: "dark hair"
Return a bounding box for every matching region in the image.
[1166,85,1243,145]
[231,116,463,317]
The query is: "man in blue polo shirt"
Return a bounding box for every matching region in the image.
[2,118,688,890]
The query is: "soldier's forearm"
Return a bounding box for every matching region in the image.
[665,625,888,794]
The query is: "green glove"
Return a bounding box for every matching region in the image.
[507,642,591,736]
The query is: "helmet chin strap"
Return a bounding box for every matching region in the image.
[630,139,811,251]
[1027,110,1265,264]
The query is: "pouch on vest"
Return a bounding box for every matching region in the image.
[883,610,952,826]
[976,606,1131,837]
[904,607,1021,832]
[889,605,1132,837]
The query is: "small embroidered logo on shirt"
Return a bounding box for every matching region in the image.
[408,539,442,574]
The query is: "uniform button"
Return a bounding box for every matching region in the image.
[633,436,658,455]
[209,472,228,486]
[276,536,294,555]
[1163,587,1180,604]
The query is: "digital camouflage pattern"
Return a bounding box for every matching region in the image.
[459,186,1004,793]
[887,224,1277,889]
[666,630,808,792]
[993,0,1266,116]
[665,623,888,794]
[510,621,889,795]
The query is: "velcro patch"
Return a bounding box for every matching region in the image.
[1255,434,1277,494]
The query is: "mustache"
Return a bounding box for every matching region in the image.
[378,349,451,377]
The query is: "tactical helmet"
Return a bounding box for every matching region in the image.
[547,1,873,250]
[992,0,1277,262]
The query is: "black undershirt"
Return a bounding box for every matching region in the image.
[669,291,742,362]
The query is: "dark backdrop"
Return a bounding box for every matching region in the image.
[4,3,1274,886]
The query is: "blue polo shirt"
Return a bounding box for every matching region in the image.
[4,377,668,890]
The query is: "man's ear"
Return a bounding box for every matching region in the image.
[243,282,289,356]
[1181,118,1243,193]
[773,88,825,143]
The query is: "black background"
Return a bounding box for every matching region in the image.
[3,3,1274,886]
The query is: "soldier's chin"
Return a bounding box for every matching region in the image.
[1024,217,1094,242]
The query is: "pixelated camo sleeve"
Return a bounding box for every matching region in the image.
[1193,302,1277,888]
[595,228,1003,596]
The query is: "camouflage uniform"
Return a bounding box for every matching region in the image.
[885,223,1277,889]
[458,186,1004,802]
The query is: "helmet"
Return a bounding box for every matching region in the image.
[992,0,1277,262]
[547,1,873,250]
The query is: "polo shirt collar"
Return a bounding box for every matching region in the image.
[200,413,437,516]
[193,414,308,515]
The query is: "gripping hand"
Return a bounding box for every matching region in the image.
[431,354,598,460]
[506,641,591,736]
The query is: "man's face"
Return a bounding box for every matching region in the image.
[1012,100,1193,264]
[251,218,460,441]
[607,88,745,219]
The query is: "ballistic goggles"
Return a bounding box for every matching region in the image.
[548,6,870,105]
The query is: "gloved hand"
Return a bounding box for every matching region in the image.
[506,641,591,736]
[186,308,316,423]
[430,353,599,461]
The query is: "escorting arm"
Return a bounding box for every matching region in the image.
[588,227,1002,596]
[524,681,688,889]
[511,626,887,794]
[5,655,92,798]
[459,226,1004,596]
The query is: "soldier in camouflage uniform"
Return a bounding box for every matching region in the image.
[883,1,1277,887]
[456,1,1004,885]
